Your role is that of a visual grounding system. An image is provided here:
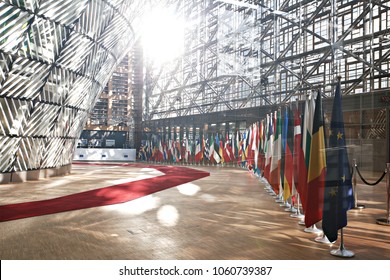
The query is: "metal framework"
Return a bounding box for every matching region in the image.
[0,0,147,176]
[143,0,390,121]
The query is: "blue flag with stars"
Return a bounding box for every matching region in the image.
[322,80,355,242]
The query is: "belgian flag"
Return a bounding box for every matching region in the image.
[304,90,326,228]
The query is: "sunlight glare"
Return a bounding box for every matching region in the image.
[157,205,179,227]
[104,195,161,215]
[176,183,201,196]
[141,7,184,65]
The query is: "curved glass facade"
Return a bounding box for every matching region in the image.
[0,0,145,176]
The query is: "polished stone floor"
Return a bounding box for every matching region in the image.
[0,162,389,260]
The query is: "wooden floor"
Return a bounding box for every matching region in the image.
[0,162,389,260]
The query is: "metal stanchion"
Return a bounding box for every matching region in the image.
[376,163,390,226]
[352,159,365,209]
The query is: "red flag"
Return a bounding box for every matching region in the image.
[195,138,203,163]
[224,134,232,163]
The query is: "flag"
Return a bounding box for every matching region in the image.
[299,98,314,212]
[283,106,294,202]
[214,134,221,164]
[185,138,191,162]
[204,134,210,162]
[304,97,316,167]
[224,134,232,163]
[322,80,355,242]
[245,127,251,161]
[180,139,186,161]
[247,125,254,165]
[162,141,167,161]
[167,139,173,162]
[209,134,215,163]
[157,139,164,161]
[264,114,274,181]
[195,138,203,163]
[305,91,327,228]
[252,123,259,170]
[280,108,288,198]
[217,134,225,163]
[146,140,152,160]
[240,131,246,165]
[232,132,237,160]
[258,120,265,174]
[260,118,267,175]
[293,104,305,203]
[270,110,282,194]
[172,140,178,162]
[139,144,147,161]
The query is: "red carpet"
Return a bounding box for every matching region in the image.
[0,163,209,222]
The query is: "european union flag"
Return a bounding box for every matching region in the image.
[322,79,355,242]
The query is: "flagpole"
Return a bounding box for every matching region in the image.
[284,197,295,212]
[290,193,304,218]
[330,228,355,257]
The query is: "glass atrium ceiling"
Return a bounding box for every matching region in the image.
[142,0,390,120]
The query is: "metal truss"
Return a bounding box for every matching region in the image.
[143,0,390,121]
[0,0,147,173]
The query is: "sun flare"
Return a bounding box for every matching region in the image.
[141,7,184,65]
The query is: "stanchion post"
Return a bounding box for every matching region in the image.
[353,159,365,209]
[353,159,357,208]
[376,163,390,226]
[387,163,390,221]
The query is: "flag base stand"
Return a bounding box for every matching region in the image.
[280,202,290,208]
[376,218,390,226]
[315,235,334,244]
[285,206,297,212]
[268,191,277,197]
[354,204,365,209]
[291,212,304,218]
[330,247,355,258]
[275,197,284,203]
[329,228,355,257]
[304,225,322,234]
